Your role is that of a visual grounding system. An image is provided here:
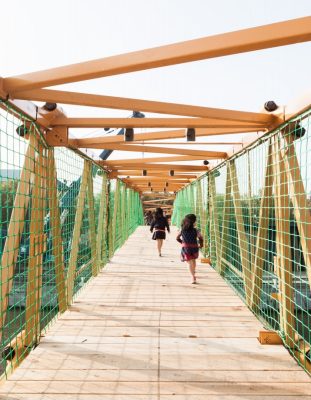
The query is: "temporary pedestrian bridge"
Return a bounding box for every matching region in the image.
[0,15,310,397]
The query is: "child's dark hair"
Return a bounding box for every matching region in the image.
[155,207,163,219]
[181,214,196,231]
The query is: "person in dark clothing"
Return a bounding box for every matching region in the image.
[150,207,170,256]
[144,210,153,225]
[176,214,203,284]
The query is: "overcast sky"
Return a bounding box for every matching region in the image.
[1,0,311,161]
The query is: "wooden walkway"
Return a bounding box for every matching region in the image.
[1,226,310,399]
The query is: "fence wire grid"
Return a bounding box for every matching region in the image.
[0,101,144,377]
[172,107,311,375]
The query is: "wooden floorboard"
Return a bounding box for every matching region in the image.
[0,226,310,399]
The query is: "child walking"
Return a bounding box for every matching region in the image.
[150,207,170,256]
[176,214,203,284]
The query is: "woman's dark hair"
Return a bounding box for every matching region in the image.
[155,207,163,219]
[181,214,196,231]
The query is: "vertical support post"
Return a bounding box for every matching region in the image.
[228,160,252,305]
[196,180,203,232]
[129,188,133,233]
[46,149,67,313]
[201,177,209,257]
[24,143,46,347]
[120,184,126,243]
[123,188,129,239]
[95,173,108,273]
[272,135,295,348]
[0,133,37,340]
[250,140,273,312]
[219,164,232,275]
[87,166,97,277]
[109,180,120,258]
[209,174,220,267]
[66,160,90,305]
[247,150,255,264]
[281,130,311,290]
[196,180,204,254]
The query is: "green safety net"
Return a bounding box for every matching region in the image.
[108,179,144,257]
[0,101,144,377]
[172,108,311,376]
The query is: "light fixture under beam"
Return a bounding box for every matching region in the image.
[186,128,196,141]
[124,128,134,141]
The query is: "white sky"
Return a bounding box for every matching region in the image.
[1,0,311,163]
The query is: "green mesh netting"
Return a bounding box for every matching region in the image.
[172,108,311,375]
[0,101,144,377]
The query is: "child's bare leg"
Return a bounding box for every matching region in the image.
[188,260,196,282]
[157,239,163,255]
[192,259,197,281]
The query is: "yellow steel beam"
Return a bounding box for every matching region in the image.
[123,178,190,182]
[14,88,274,123]
[124,141,244,145]
[112,172,199,179]
[56,117,265,129]
[75,127,262,145]
[101,155,207,165]
[105,163,208,171]
[4,16,311,92]
[74,142,227,158]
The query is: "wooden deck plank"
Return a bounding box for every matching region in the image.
[0,226,310,398]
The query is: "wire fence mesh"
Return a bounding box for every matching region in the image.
[172,108,311,375]
[0,101,144,377]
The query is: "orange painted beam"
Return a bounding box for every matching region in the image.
[102,155,206,165]
[105,164,208,171]
[76,128,262,144]
[74,142,227,158]
[14,88,274,123]
[126,141,244,145]
[56,117,265,129]
[123,177,190,182]
[4,16,311,92]
[111,172,199,178]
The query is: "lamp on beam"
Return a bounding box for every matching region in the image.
[16,124,28,138]
[100,110,145,160]
[124,128,134,141]
[186,128,196,142]
[43,102,57,112]
[264,101,278,112]
[291,122,306,140]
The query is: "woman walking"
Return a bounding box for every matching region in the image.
[176,214,203,284]
[150,207,170,256]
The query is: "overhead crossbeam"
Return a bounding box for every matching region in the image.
[124,141,244,145]
[76,142,228,158]
[134,184,184,189]
[101,155,207,165]
[123,177,190,182]
[14,88,274,123]
[74,127,263,145]
[4,16,311,92]
[110,172,199,179]
[104,163,208,171]
[56,117,266,129]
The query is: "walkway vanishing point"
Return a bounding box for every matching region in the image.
[1,226,310,399]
